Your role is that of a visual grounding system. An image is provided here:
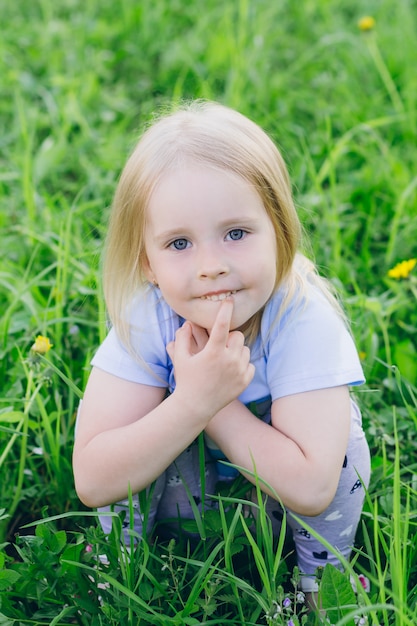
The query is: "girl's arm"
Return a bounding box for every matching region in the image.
[73,299,254,508]
[204,385,351,516]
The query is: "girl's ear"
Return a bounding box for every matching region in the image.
[142,257,158,286]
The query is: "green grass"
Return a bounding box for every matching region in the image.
[1,0,417,623]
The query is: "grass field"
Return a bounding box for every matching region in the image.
[1,0,416,623]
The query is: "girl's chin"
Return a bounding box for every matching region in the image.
[177,300,253,332]
[190,314,250,334]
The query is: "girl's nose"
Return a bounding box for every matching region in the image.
[197,246,229,279]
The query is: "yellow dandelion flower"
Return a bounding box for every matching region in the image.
[359,351,366,361]
[358,16,376,31]
[387,258,417,279]
[31,335,53,354]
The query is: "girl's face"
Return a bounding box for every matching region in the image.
[144,166,277,332]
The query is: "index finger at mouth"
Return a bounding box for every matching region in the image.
[208,298,234,346]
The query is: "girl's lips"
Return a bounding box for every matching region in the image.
[199,290,237,302]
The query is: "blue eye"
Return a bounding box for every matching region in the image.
[170,238,189,250]
[227,229,245,241]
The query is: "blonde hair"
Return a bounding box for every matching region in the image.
[103,100,342,348]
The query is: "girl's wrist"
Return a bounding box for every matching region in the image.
[205,399,245,436]
[170,387,216,427]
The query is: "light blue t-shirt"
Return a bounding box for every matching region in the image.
[91,283,365,408]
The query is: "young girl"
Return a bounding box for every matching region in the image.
[73,100,370,593]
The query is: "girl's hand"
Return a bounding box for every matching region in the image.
[176,320,210,355]
[167,299,254,418]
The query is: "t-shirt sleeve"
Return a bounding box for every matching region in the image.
[264,288,365,401]
[90,327,168,386]
[90,290,179,388]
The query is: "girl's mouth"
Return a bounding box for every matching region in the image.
[200,290,237,302]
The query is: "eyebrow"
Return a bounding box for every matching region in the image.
[152,228,190,245]
[152,217,261,244]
